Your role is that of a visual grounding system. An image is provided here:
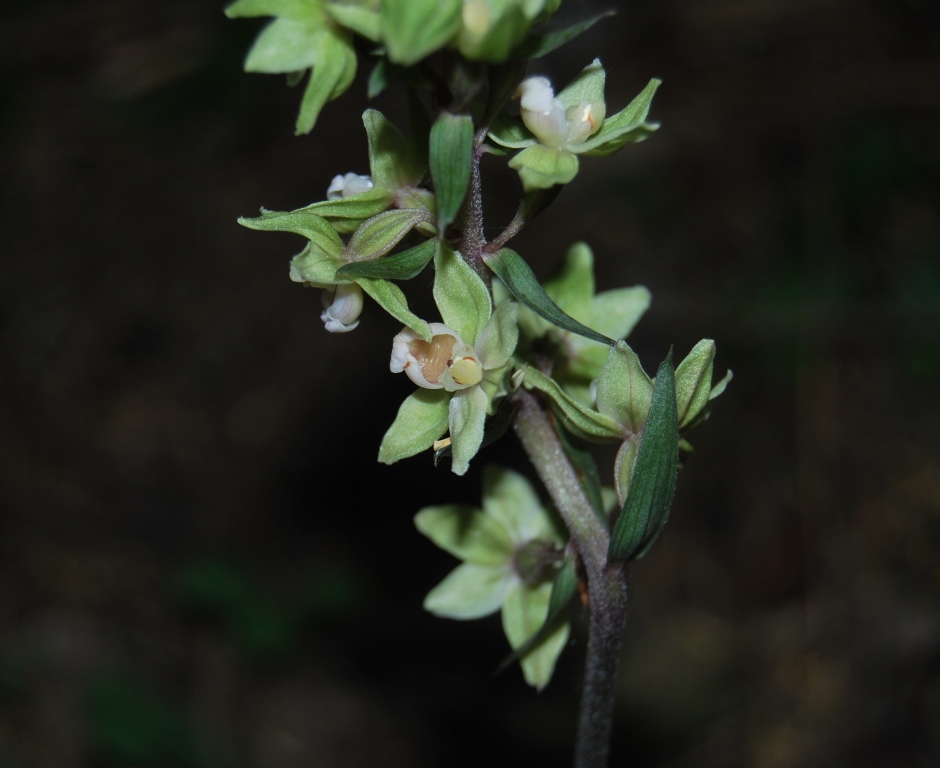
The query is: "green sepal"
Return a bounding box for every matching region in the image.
[243,17,323,72]
[513,11,613,59]
[595,341,654,434]
[225,0,316,20]
[414,505,514,566]
[496,555,576,682]
[381,0,462,65]
[556,58,606,112]
[519,366,623,441]
[423,562,512,619]
[674,339,715,429]
[336,239,437,281]
[429,112,474,231]
[608,351,680,564]
[578,78,661,156]
[358,277,431,340]
[571,286,651,378]
[486,114,537,150]
[364,109,424,191]
[378,388,449,464]
[475,300,519,370]
[325,2,380,41]
[294,27,356,134]
[508,144,579,190]
[449,385,490,476]
[239,209,344,256]
[502,579,570,690]
[613,433,640,508]
[345,209,433,261]
[288,240,343,285]
[483,249,614,346]
[434,398,517,466]
[293,187,393,232]
[367,58,391,98]
[433,242,492,344]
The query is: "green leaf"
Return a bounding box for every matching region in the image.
[483,249,614,346]
[238,209,344,256]
[358,277,431,340]
[378,388,450,464]
[295,27,356,134]
[429,112,474,231]
[424,562,512,619]
[363,109,422,190]
[325,2,380,41]
[295,187,393,225]
[433,242,492,344]
[415,505,514,565]
[508,144,579,190]
[381,0,462,65]
[556,58,606,111]
[674,339,715,429]
[448,385,489,476]
[495,556,576,681]
[345,209,433,260]
[595,341,654,433]
[486,114,537,150]
[501,580,570,690]
[513,11,613,59]
[336,239,437,281]
[608,351,680,564]
[475,300,519,370]
[519,366,623,441]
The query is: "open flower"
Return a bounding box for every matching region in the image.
[415,465,569,689]
[379,244,518,475]
[488,60,661,190]
[517,76,605,150]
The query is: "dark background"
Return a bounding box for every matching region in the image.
[2,1,939,766]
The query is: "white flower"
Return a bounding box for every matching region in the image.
[516,77,605,150]
[326,172,374,200]
[320,283,363,333]
[390,323,483,392]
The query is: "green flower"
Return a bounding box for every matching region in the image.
[489,60,661,190]
[225,0,360,134]
[379,245,518,475]
[510,242,650,406]
[415,466,569,690]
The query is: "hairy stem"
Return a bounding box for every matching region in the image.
[513,390,628,768]
[457,133,491,287]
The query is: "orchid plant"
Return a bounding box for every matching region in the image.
[228,1,730,766]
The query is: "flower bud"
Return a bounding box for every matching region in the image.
[390,323,483,392]
[320,283,363,333]
[326,172,374,200]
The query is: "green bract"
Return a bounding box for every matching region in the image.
[379,244,518,475]
[415,466,570,689]
[489,60,662,190]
